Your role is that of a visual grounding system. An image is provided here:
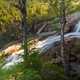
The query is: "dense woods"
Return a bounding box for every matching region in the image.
[0,0,80,80]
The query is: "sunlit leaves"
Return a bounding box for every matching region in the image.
[0,0,21,25]
[0,0,80,25]
[27,1,49,23]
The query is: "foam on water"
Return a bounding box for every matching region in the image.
[2,20,80,69]
[36,21,80,52]
[73,21,80,32]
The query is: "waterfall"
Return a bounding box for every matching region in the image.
[73,21,80,32]
[2,50,24,69]
[36,21,80,52]
[2,20,80,69]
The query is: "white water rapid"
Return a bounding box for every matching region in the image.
[2,21,80,69]
[36,21,80,52]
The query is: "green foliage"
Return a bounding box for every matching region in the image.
[0,0,80,80]
[27,0,49,23]
[0,0,80,34]
[0,0,21,24]
[0,50,65,80]
[0,63,23,80]
[0,0,80,25]
[41,63,64,80]
[21,68,41,80]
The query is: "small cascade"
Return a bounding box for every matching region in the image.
[73,21,80,32]
[36,21,80,52]
[2,50,24,69]
[2,20,80,69]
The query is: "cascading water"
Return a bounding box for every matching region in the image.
[73,21,80,32]
[2,50,24,69]
[2,20,80,69]
[36,20,80,52]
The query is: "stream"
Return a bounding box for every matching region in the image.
[36,21,80,52]
[2,21,80,69]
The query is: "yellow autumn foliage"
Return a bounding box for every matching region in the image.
[27,1,49,23]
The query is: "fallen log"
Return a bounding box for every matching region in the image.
[37,31,57,37]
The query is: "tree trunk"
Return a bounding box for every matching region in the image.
[60,0,71,79]
[19,0,29,66]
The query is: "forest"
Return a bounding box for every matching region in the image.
[0,0,80,80]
